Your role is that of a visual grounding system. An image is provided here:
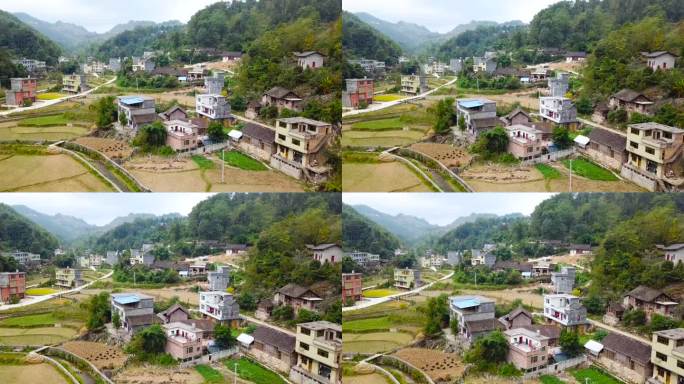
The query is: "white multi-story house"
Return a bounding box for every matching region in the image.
[543,294,588,330]
[199,291,240,327]
[2,251,40,265]
[196,72,231,120]
[13,58,46,73]
[294,51,326,70]
[55,268,84,288]
[130,248,154,266]
[132,56,155,72]
[62,74,88,94]
[345,251,380,266]
[105,251,119,266]
[290,321,342,384]
[108,58,122,72]
[551,266,576,294]
[207,265,230,291]
[539,72,578,128]
[471,249,496,267]
[394,268,421,290]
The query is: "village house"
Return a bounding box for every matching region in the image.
[621,122,684,191]
[196,72,231,120]
[158,105,188,121]
[344,251,380,267]
[455,98,499,137]
[401,74,428,95]
[240,123,276,161]
[262,87,303,113]
[609,89,655,116]
[447,251,462,266]
[249,326,296,373]
[493,67,531,83]
[342,273,362,303]
[582,127,628,170]
[420,254,446,269]
[207,266,230,291]
[290,321,342,384]
[157,304,191,324]
[274,283,322,313]
[450,58,464,73]
[12,58,46,74]
[531,67,549,82]
[164,119,200,152]
[523,325,561,348]
[449,295,501,343]
[595,332,653,384]
[188,65,210,83]
[539,72,579,129]
[470,249,496,267]
[132,56,155,72]
[199,291,240,327]
[603,302,626,326]
[220,51,242,62]
[473,56,497,74]
[255,299,274,321]
[499,307,534,330]
[532,260,554,277]
[394,268,421,290]
[492,261,533,277]
[62,73,88,94]
[130,247,154,266]
[506,124,547,161]
[551,266,576,294]
[500,108,531,127]
[111,293,157,333]
[543,294,588,331]
[55,268,84,288]
[4,77,37,106]
[623,285,678,321]
[225,244,248,255]
[310,244,343,264]
[163,321,205,362]
[565,52,587,62]
[343,78,374,109]
[82,61,106,75]
[348,58,386,76]
[270,117,333,181]
[642,51,678,71]
[189,262,208,276]
[569,244,592,255]
[245,101,262,119]
[2,251,40,265]
[294,51,326,70]
[649,328,684,384]
[0,272,26,304]
[664,244,684,264]
[117,96,157,131]
[505,328,551,373]
[108,58,121,72]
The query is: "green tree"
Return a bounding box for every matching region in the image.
[214,323,236,349]
[433,98,457,134]
[423,294,450,336]
[129,324,166,355]
[85,292,111,330]
[559,329,582,357]
[135,121,167,149]
[112,311,121,329]
[552,126,573,149]
[208,121,227,142]
[464,330,509,371]
[92,96,118,129]
[473,126,509,157]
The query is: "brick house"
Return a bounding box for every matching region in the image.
[273,283,322,313]
[163,322,205,362]
[343,78,374,109]
[500,108,531,126]
[505,328,551,373]
[342,273,362,303]
[582,127,627,170]
[4,78,37,106]
[262,87,303,113]
[505,124,547,161]
[597,332,652,384]
[157,304,191,324]
[499,307,534,330]
[623,285,678,321]
[240,123,276,161]
[249,326,296,373]
[0,272,26,304]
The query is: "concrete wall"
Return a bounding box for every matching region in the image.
[598,354,651,384]
[621,165,657,191]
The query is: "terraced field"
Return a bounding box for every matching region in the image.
[0,326,78,345]
[343,161,432,192]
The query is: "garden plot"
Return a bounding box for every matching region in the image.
[409,143,473,168]
[342,161,432,192]
[393,348,465,382]
[61,341,126,370]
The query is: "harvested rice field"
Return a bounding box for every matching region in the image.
[61,341,127,370]
[343,331,415,354]
[0,364,69,384]
[409,143,473,168]
[393,348,465,382]
[0,326,78,345]
[343,161,432,192]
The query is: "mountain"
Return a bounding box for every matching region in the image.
[351,204,499,244]
[343,12,403,64]
[353,12,523,53]
[0,204,59,259]
[0,10,61,64]
[12,12,183,52]
[342,205,401,260]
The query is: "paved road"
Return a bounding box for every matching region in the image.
[1,77,116,117]
[578,117,626,137]
[240,313,297,337]
[0,270,113,311]
[587,318,650,343]
[343,271,455,312]
[342,77,458,118]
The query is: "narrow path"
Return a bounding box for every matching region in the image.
[587,318,650,343]
[428,169,454,192]
[88,158,132,192]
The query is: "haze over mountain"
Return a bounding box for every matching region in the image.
[11,205,177,243]
[13,12,183,52]
[354,12,523,53]
[351,204,500,244]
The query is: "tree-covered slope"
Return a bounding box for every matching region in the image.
[342,12,402,65]
[342,205,401,260]
[0,204,59,258]
[0,10,61,65]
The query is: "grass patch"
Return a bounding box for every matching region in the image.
[195,364,223,383]
[191,155,214,170]
[363,289,399,298]
[17,114,70,127]
[374,94,404,102]
[219,151,267,171]
[352,118,404,131]
[36,93,64,101]
[224,357,286,384]
[0,313,57,327]
[535,163,562,179]
[571,367,623,384]
[342,151,380,164]
[562,158,618,181]
[25,288,58,296]
[343,317,392,332]
[540,375,566,384]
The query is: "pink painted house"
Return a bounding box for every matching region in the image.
[504,328,550,373]
[163,120,199,152]
[506,124,546,161]
[164,322,205,362]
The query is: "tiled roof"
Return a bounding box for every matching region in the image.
[601,332,651,364]
[253,326,296,353]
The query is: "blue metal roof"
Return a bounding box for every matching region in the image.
[459,100,484,109]
[113,294,140,305]
[120,96,145,105]
[452,298,480,309]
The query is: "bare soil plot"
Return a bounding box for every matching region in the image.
[73,137,133,159]
[114,365,205,384]
[61,341,126,370]
[343,331,415,354]
[409,143,473,168]
[137,285,200,306]
[0,154,113,192]
[343,162,432,192]
[393,348,465,382]
[457,286,545,310]
[464,90,540,110]
[0,364,69,384]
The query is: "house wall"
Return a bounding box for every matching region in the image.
[239,139,274,162]
[598,352,651,384]
[581,145,625,170]
[509,315,533,329]
[621,164,658,192]
[250,343,293,373]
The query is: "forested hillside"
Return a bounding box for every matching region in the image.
[342,205,401,260]
[342,12,402,65]
[0,204,59,259]
[0,10,61,65]
[94,23,185,59]
[436,23,527,62]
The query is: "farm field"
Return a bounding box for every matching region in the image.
[409,143,472,168]
[0,326,78,345]
[73,137,133,159]
[463,90,540,110]
[342,372,391,384]
[362,289,399,298]
[571,367,623,384]
[373,94,404,102]
[113,365,204,384]
[0,363,69,384]
[393,348,465,382]
[343,161,432,192]
[343,317,394,332]
[0,313,59,327]
[0,121,89,141]
[0,152,114,192]
[219,151,268,171]
[342,129,426,147]
[61,341,127,370]
[25,288,59,296]
[562,158,619,181]
[343,331,415,354]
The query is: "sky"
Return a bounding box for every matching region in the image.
[0,0,224,33]
[342,193,554,226]
[0,193,215,226]
[343,0,560,33]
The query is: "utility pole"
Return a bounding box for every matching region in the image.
[233,362,237,384]
[221,149,225,183]
[569,158,573,192]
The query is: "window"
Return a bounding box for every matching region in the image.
[631,128,640,135]
[292,139,301,146]
[317,349,329,358]
[656,352,668,362]
[630,141,639,149]
[299,342,309,350]
[678,359,684,370]
[664,131,672,140]
[301,328,311,336]
[278,134,286,141]
[645,147,655,155]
